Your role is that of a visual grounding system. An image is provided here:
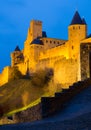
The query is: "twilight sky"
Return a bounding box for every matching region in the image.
[0,0,91,72]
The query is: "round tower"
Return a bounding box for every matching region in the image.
[68,11,87,41]
[11,46,22,66]
[68,11,87,59]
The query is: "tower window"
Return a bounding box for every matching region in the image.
[50,41,52,43]
[73,26,75,29]
[79,26,80,29]
[8,116,13,120]
[72,46,74,49]
[46,40,48,43]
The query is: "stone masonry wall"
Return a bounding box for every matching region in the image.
[13,103,42,123]
[36,57,78,87]
[54,58,78,87]
[41,78,91,118]
[80,43,91,80]
[0,66,10,86]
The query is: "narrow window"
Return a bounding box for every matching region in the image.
[72,46,74,49]
[8,116,13,120]
[46,40,48,43]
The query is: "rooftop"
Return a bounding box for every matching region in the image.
[14,46,21,51]
[70,11,86,25]
[31,38,44,45]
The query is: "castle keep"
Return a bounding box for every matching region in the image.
[0,11,91,86]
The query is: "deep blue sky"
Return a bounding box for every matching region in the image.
[0,0,91,72]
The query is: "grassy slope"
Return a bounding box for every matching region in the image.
[0,79,47,116]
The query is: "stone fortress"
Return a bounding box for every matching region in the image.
[0,11,91,86]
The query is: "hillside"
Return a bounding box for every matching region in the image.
[1,82,91,129]
[0,68,55,117]
[0,78,47,116]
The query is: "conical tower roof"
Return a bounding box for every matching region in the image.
[82,18,87,25]
[14,46,21,51]
[70,11,83,25]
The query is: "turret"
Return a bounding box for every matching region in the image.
[24,20,43,61]
[68,11,87,59]
[68,11,87,41]
[26,20,42,44]
[11,46,24,66]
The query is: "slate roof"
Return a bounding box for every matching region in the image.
[42,31,47,37]
[87,34,91,38]
[31,38,44,45]
[70,11,86,25]
[82,18,87,25]
[14,46,21,51]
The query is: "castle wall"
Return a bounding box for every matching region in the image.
[36,56,78,87]
[36,56,64,71]
[54,58,78,87]
[0,66,11,86]
[14,103,42,123]
[17,63,27,75]
[42,37,66,50]
[41,79,91,118]
[80,42,91,80]
[39,41,69,60]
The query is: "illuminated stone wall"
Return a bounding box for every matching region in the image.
[39,42,69,60]
[42,37,66,50]
[14,103,42,123]
[0,66,11,86]
[54,58,78,87]
[80,42,91,80]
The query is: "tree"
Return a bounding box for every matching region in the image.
[31,68,53,87]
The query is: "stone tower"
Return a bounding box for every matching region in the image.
[11,46,24,67]
[68,11,87,59]
[24,20,42,48]
[24,20,43,73]
[67,11,87,81]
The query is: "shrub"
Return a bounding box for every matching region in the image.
[31,68,53,87]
